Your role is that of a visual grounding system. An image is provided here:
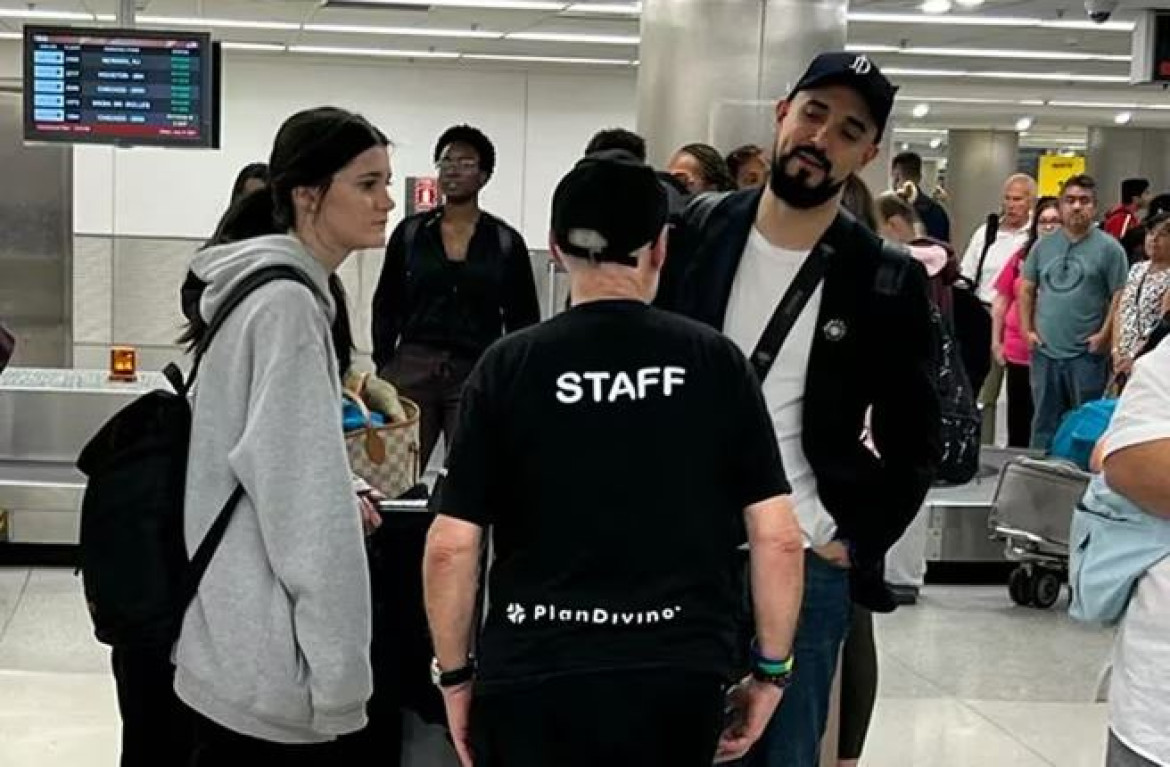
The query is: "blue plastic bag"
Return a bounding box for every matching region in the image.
[1049,398,1118,471]
[343,399,385,431]
[1070,473,1170,625]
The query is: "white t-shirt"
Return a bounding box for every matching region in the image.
[723,227,836,547]
[960,221,1030,303]
[1103,337,1170,766]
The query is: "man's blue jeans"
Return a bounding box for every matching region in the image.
[743,550,852,767]
[1030,351,1109,451]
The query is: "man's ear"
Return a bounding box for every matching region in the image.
[775,99,791,125]
[650,225,670,270]
[858,142,881,170]
[548,235,567,271]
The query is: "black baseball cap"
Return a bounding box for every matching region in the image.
[551,149,668,268]
[789,52,898,140]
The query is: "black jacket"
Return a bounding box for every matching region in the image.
[913,186,951,244]
[657,189,942,568]
[372,208,540,370]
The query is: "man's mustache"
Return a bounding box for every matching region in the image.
[788,147,831,173]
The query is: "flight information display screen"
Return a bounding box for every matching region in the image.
[23,26,220,148]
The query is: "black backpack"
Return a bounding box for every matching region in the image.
[879,242,981,486]
[76,265,313,647]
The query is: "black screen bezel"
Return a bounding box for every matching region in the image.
[23,25,220,149]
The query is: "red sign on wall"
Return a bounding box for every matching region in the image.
[406,176,440,216]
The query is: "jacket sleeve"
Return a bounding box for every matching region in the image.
[855,261,943,562]
[371,221,408,372]
[501,227,541,332]
[228,290,372,734]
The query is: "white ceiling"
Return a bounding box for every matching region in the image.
[2,0,1167,151]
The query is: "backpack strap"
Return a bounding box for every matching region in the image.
[175,263,317,617]
[179,265,316,395]
[972,214,999,290]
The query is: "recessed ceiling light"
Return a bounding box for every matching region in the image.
[222,42,288,52]
[929,137,943,148]
[136,16,302,31]
[0,8,98,20]
[912,103,931,118]
[921,0,953,14]
[888,45,1130,62]
[330,0,567,8]
[564,2,641,14]
[302,24,503,39]
[288,45,461,59]
[1114,111,1133,125]
[901,142,911,150]
[1016,116,1034,132]
[848,11,1133,31]
[955,0,984,6]
[506,32,640,44]
[463,53,632,65]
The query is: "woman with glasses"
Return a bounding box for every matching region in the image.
[1113,212,1170,383]
[993,197,1061,448]
[372,124,540,470]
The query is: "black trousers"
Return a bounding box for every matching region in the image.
[470,670,726,767]
[188,710,347,766]
[1005,362,1035,449]
[110,644,195,767]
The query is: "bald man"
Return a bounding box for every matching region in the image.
[960,173,1037,445]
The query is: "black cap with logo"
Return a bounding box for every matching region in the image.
[551,149,668,268]
[788,52,899,140]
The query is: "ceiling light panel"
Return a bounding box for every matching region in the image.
[463,53,631,64]
[506,32,640,44]
[303,24,503,39]
[136,16,302,31]
[564,2,641,14]
[0,8,98,20]
[333,0,568,9]
[848,12,1132,31]
[289,45,461,58]
[222,42,288,52]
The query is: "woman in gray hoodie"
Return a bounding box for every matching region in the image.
[175,107,394,762]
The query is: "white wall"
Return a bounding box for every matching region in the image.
[69,51,637,243]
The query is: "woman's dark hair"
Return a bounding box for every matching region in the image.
[725,144,763,181]
[841,174,879,231]
[185,108,388,372]
[677,143,736,192]
[230,162,269,204]
[1023,196,1060,257]
[434,124,496,178]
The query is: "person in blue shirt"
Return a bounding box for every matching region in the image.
[1019,174,1129,450]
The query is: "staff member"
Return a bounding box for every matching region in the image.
[372,124,540,468]
[423,150,804,767]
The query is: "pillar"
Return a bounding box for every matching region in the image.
[1086,128,1170,208]
[637,0,848,167]
[946,130,1020,247]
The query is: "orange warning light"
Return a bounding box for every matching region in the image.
[109,346,138,382]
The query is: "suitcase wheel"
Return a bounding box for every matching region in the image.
[1031,569,1063,609]
[1008,566,1033,606]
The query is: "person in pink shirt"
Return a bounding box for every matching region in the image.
[993,197,1061,447]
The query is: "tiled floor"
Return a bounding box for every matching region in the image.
[0,568,1115,766]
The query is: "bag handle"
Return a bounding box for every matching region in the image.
[342,387,387,466]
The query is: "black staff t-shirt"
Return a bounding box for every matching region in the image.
[436,299,789,691]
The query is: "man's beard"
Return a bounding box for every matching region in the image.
[769,147,845,210]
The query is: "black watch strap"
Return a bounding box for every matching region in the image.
[439,664,475,687]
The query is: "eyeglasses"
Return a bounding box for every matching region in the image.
[436,158,480,172]
[1147,228,1170,240]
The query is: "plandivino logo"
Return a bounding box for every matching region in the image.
[504,602,683,627]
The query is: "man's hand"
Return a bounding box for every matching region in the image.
[442,682,475,767]
[1113,350,1134,376]
[714,678,783,763]
[1027,331,1044,350]
[992,340,1006,367]
[813,540,851,569]
[1087,330,1109,355]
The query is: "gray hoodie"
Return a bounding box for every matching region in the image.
[174,235,372,743]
